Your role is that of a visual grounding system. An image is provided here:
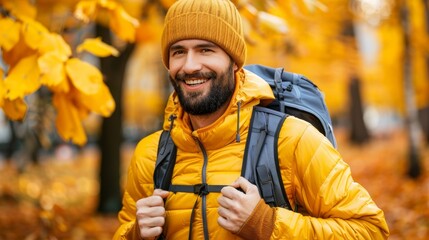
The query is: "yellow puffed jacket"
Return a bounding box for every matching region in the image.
[114,69,389,240]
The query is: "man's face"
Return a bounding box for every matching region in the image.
[168,39,238,115]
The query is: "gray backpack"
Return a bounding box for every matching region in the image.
[154,64,336,211]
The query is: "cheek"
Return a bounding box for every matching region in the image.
[168,68,178,80]
[168,63,180,79]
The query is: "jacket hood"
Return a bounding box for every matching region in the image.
[163,68,275,151]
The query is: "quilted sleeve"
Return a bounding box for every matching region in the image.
[272,118,389,239]
[112,131,162,240]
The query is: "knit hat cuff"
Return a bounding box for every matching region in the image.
[161,12,246,69]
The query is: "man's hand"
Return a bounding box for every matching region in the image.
[217,177,261,233]
[136,189,170,238]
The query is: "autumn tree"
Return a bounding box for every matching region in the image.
[0,0,138,213]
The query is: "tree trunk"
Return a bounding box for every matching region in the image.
[402,4,422,179]
[95,24,135,213]
[418,107,429,144]
[342,20,370,144]
[348,76,369,144]
[420,0,429,144]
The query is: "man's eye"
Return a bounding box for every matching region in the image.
[201,49,213,53]
[172,50,184,56]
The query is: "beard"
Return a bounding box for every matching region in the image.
[169,62,235,115]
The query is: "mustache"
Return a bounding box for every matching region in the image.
[175,71,216,81]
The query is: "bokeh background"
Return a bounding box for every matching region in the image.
[0,0,428,239]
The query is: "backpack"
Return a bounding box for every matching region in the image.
[153,64,336,211]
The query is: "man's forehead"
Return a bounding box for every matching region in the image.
[170,39,219,49]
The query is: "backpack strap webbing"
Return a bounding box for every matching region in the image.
[169,184,225,195]
[242,106,292,210]
[154,130,177,190]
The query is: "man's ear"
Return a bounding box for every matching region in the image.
[233,63,238,71]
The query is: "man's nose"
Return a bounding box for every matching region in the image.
[182,52,202,74]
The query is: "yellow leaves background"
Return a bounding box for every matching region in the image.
[77,38,119,57]
[0,0,137,146]
[240,0,429,117]
[74,0,139,42]
[1,0,428,145]
[0,18,20,51]
[4,54,41,100]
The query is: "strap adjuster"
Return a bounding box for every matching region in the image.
[193,183,209,196]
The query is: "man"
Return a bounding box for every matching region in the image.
[113,0,390,239]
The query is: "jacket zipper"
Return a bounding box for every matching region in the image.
[196,138,210,240]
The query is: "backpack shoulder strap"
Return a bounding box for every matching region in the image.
[154,130,226,193]
[242,106,292,210]
[154,130,177,190]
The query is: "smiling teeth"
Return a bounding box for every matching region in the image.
[185,79,207,85]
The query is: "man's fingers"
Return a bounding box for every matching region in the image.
[217,206,240,233]
[137,195,164,208]
[221,186,245,200]
[140,226,163,238]
[135,189,169,238]
[218,192,238,209]
[231,177,253,193]
[218,205,235,220]
[137,205,166,218]
[136,189,169,208]
[138,215,166,228]
[153,189,170,198]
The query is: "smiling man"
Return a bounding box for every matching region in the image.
[113,0,389,239]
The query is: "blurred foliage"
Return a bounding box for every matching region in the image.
[1,0,429,145]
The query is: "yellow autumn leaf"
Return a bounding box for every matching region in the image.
[65,58,102,95]
[74,83,115,117]
[74,0,138,42]
[21,17,49,50]
[74,0,98,23]
[4,54,41,100]
[3,98,27,121]
[47,77,71,94]
[0,17,21,51]
[77,37,119,57]
[38,52,67,87]
[109,6,139,42]
[2,34,37,67]
[38,33,72,60]
[1,0,37,20]
[53,93,87,146]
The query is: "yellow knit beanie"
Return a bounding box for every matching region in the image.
[161,0,247,69]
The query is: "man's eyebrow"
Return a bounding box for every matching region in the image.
[170,44,184,51]
[195,43,218,49]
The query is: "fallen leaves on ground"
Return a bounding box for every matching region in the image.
[0,128,428,239]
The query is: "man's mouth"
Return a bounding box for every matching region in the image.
[184,79,208,86]
[176,72,215,86]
